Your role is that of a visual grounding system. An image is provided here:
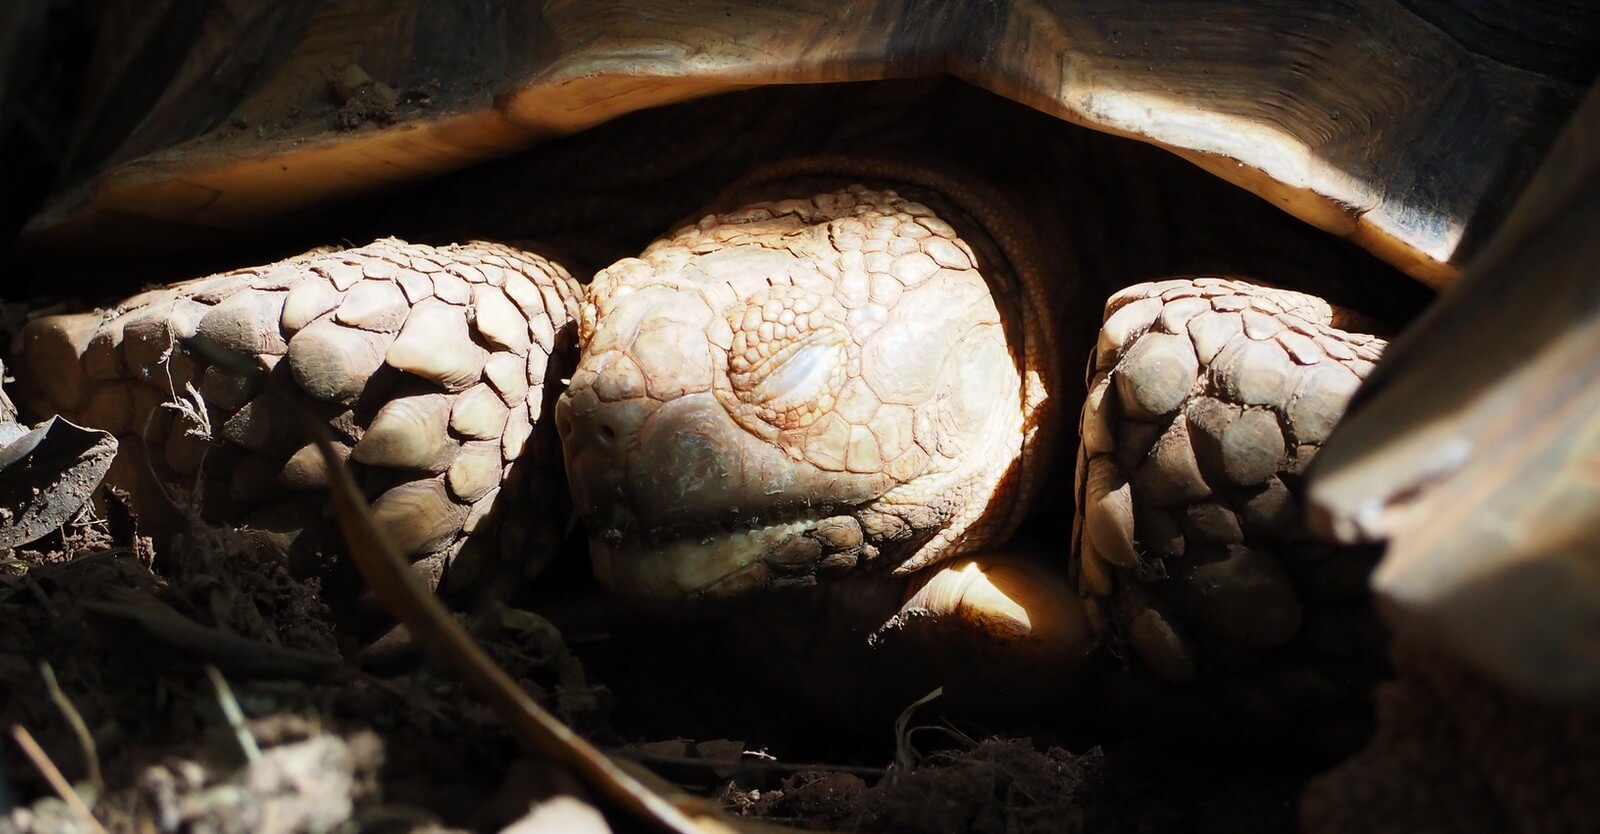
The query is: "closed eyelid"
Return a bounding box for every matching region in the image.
[722,286,851,434]
[744,336,847,409]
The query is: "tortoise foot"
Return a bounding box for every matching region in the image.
[17,238,581,607]
[1074,277,1390,723]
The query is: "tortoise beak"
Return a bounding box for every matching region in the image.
[557,376,891,604]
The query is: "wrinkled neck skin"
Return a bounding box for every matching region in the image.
[556,163,1060,622]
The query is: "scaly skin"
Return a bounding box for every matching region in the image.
[1075,279,1389,732]
[18,238,581,605]
[559,158,1061,607]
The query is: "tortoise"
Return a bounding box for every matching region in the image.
[9,1,1600,831]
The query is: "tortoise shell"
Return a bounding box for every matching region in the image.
[26,0,1598,290]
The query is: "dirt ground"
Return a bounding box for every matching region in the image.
[0,510,1330,834]
[0,6,1435,834]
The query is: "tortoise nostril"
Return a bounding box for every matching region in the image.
[566,398,653,457]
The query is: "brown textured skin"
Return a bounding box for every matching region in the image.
[558,159,1062,608]
[17,238,581,605]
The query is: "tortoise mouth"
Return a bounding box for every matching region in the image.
[587,512,870,609]
[561,389,893,607]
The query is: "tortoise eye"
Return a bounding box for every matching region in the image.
[725,288,847,431]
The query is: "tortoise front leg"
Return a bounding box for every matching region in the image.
[17,239,583,612]
[1077,277,1388,729]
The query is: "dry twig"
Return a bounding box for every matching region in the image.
[9,724,108,834]
[38,661,102,791]
[206,664,263,764]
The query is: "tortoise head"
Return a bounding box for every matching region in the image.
[556,182,1052,608]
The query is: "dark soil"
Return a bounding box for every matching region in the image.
[0,513,1325,834]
